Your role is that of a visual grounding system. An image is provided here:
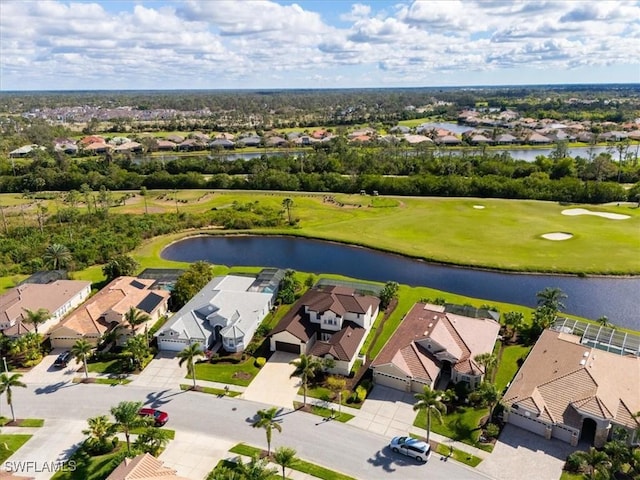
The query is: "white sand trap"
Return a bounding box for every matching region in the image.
[561,208,630,220]
[473,205,485,209]
[542,232,573,241]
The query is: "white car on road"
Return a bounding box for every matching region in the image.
[389,436,431,463]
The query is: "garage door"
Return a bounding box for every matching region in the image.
[275,341,301,354]
[552,424,577,443]
[373,371,409,392]
[508,409,548,437]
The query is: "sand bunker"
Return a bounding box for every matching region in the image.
[473,205,485,209]
[561,208,630,220]
[542,232,573,241]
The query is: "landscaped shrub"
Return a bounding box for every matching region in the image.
[484,423,500,439]
[564,452,585,473]
[254,357,266,368]
[350,385,367,404]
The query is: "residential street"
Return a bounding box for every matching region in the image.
[14,381,493,480]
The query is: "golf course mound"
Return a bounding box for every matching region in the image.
[541,232,573,241]
[561,208,630,220]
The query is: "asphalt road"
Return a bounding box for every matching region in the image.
[18,383,491,480]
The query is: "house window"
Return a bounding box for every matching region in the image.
[321,333,332,342]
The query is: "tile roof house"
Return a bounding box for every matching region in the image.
[269,285,380,376]
[106,453,189,480]
[503,329,640,448]
[49,277,170,349]
[370,303,500,393]
[0,280,91,337]
[156,272,281,353]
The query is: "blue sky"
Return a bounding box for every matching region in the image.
[1,0,639,91]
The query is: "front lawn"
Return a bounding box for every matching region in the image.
[495,344,531,392]
[434,442,483,467]
[414,406,493,452]
[192,358,260,386]
[180,384,242,397]
[0,417,44,427]
[0,434,32,463]
[293,402,354,423]
[50,443,126,480]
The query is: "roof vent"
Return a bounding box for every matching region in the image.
[583,352,589,357]
[580,359,586,366]
[428,323,433,328]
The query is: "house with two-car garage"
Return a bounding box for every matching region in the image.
[502,325,640,447]
[370,302,500,393]
[269,285,380,376]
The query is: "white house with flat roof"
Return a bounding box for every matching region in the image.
[156,273,278,353]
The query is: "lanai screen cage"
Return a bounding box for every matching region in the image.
[552,317,640,357]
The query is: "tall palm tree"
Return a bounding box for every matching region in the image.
[575,447,611,480]
[290,353,322,406]
[282,198,294,224]
[474,382,501,425]
[82,415,116,452]
[110,401,150,454]
[252,407,282,456]
[234,456,277,480]
[134,427,172,456]
[536,287,567,313]
[177,342,204,389]
[71,339,93,379]
[0,373,27,423]
[473,353,498,381]
[413,385,447,444]
[273,446,297,480]
[43,243,72,270]
[597,316,613,328]
[124,307,150,337]
[22,308,50,335]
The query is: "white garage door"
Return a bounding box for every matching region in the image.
[508,409,548,437]
[158,338,188,352]
[373,371,409,392]
[552,424,577,443]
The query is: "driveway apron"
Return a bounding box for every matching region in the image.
[241,351,299,409]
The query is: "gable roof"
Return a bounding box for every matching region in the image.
[310,322,365,361]
[303,285,379,318]
[371,302,499,378]
[503,329,640,429]
[106,453,189,480]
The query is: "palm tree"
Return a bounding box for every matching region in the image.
[574,447,611,480]
[43,243,72,270]
[71,339,93,379]
[473,353,498,381]
[502,311,524,341]
[82,415,116,452]
[252,407,282,456]
[413,385,447,444]
[134,426,172,456]
[597,316,613,328]
[206,465,242,480]
[282,198,293,224]
[123,335,150,371]
[536,287,567,313]
[273,446,297,480]
[290,354,322,406]
[110,401,150,454]
[234,455,277,480]
[124,307,151,337]
[22,308,50,335]
[474,382,501,425]
[177,342,204,389]
[603,440,631,474]
[0,373,27,423]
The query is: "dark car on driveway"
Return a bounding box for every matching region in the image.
[53,351,72,368]
[138,408,169,426]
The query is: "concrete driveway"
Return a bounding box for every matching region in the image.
[131,351,186,389]
[477,424,577,480]
[241,351,299,408]
[348,385,417,438]
[20,349,80,386]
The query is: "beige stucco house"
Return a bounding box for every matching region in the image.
[503,328,640,447]
[371,302,500,393]
[0,280,91,337]
[269,285,380,376]
[49,276,170,349]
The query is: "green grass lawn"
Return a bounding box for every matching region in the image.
[0,417,44,427]
[87,359,122,374]
[50,443,126,480]
[292,402,354,423]
[180,383,242,397]
[434,442,483,467]
[229,444,357,480]
[560,471,586,480]
[415,406,493,452]
[192,358,260,386]
[0,434,32,463]
[495,345,532,392]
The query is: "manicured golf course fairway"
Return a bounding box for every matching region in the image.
[114,190,640,275]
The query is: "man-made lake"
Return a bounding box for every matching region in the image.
[162,236,640,330]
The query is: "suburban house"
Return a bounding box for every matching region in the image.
[269,285,380,376]
[0,280,91,337]
[49,276,170,349]
[502,325,640,448]
[107,453,189,480]
[156,270,283,353]
[370,302,500,393]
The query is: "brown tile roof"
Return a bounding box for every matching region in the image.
[371,303,499,378]
[503,329,640,430]
[304,285,379,317]
[106,453,189,480]
[52,277,168,337]
[309,322,365,361]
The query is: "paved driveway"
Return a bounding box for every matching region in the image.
[241,351,299,408]
[20,349,80,386]
[131,350,186,389]
[477,424,577,480]
[348,385,417,438]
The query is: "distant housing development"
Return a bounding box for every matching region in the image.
[156,269,283,353]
